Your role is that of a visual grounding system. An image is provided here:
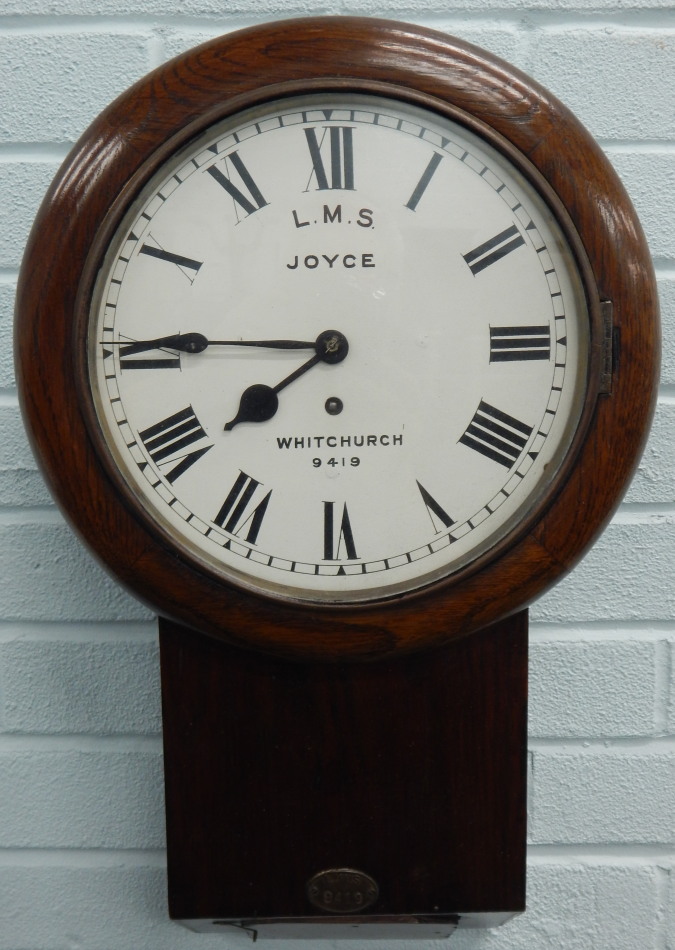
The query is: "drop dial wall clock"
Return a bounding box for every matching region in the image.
[16,16,658,939]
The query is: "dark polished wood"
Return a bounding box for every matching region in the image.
[159,610,527,929]
[16,16,659,661]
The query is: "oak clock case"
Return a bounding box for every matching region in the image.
[16,16,658,938]
[88,93,589,606]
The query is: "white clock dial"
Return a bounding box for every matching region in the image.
[89,93,589,603]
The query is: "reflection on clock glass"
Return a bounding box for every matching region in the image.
[89,94,590,603]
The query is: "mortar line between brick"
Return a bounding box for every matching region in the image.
[0,734,162,752]
[0,847,166,868]
[527,750,535,844]
[0,143,70,161]
[0,16,187,34]
[528,844,675,863]
[612,504,675,523]
[603,140,675,153]
[530,736,675,751]
[531,621,675,640]
[9,850,673,873]
[0,14,263,34]
[147,30,165,69]
[0,620,157,642]
[10,620,667,642]
[514,9,675,28]
[0,12,497,31]
[656,865,669,950]
[0,8,673,31]
[0,507,63,525]
[654,640,672,734]
[1,844,671,869]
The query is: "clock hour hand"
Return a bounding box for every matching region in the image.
[111,332,317,356]
[224,330,348,431]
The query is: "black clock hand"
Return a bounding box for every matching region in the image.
[110,332,316,356]
[224,330,348,431]
[223,355,320,431]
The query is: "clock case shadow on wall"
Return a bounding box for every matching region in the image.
[15,17,658,940]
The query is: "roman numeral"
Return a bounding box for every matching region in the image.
[416,481,454,531]
[489,325,551,362]
[214,471,271,544]
[119,338,181,371]
[138,406,212,483]
[463,224,525,275]
[207,151,268,220]
[304,127,355,191]
[139,240,203,282]
[323,501,358,560]
[459,400,533,468]
[405,152,443,211]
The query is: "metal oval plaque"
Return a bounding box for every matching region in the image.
[307,868,379,914]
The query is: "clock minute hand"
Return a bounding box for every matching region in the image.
[224,330,348,431]
[211,338,317,350]
[113,332,316,356]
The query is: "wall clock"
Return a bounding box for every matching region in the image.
[16,16,658,938]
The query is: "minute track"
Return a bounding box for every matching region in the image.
[91,92,585,602]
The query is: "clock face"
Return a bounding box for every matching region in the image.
[88,93,590,604]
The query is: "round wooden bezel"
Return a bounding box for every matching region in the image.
[15,17,659,661]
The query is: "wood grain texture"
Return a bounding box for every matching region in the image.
[15,17,659,660]
[159,610,527,925]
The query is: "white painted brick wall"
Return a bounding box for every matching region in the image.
[0,749,164,848]
[531,751,675,843]
[0,633,160,734]
[525,27,675,140]
[2,2,673,948]
[529,638,660,738]
[0,32,153,143]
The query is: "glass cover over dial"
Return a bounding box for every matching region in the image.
[89,94,590,603]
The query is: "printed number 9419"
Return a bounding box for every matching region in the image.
[313,457,360,468]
